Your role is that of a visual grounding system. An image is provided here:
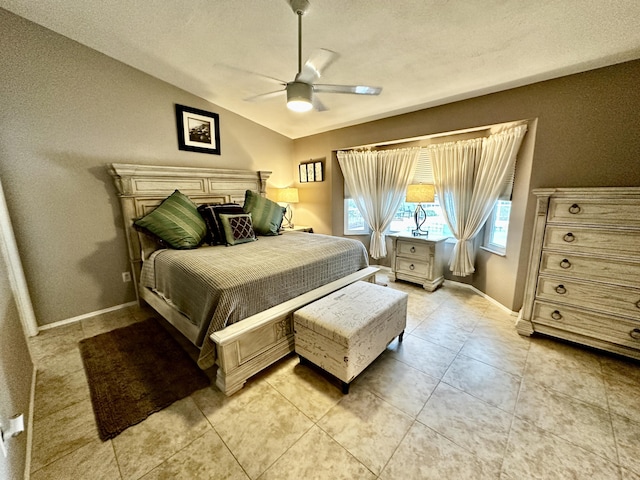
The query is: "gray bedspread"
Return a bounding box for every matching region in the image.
[140,232,369,368]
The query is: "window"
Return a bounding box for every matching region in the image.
[345,196,452,237]
[344,198,370,235]
[483,199,511,254]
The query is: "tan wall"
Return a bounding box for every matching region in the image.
[292,60,640,311]
[0,10,293,326]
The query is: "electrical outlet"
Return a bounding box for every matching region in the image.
[122,272,132,282]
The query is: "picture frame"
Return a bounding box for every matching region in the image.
[175,104,221,155]
[314,161,324,182]
[306,163,315,182]
[299,164,308,183]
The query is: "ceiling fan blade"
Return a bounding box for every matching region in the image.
[243,90,286,102]
[296,49,339,84]
[312,96,328,112]
[314,84,382,95]
[214,63,287,86]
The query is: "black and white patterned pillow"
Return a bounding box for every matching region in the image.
[218,213,257,246]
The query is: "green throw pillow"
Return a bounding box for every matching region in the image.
[219,213,256,246]
[242,190,284,236]
[134,190,206,249]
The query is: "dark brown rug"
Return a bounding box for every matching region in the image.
[79,318,210,441]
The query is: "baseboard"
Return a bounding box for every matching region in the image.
[38,301,138,331]
[24,365,36,480]
[446,280,518,316]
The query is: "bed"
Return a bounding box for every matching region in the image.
[108,163,377,395]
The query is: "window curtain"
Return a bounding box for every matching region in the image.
[428,124,527,276]
[338,147,420,259]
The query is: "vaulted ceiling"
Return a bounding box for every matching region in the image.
[3,0,640,139]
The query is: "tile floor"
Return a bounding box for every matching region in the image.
[28,274,640,479]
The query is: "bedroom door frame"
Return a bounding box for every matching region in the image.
[0,178,38,337]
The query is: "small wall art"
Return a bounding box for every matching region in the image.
[175,104,221,155]
[299,160,324,182]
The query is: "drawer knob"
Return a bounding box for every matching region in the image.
[560,259,572,269]
[563,233,575,243]
[551,310,563,320]
[555,285,567,294]
[409,264,415,270]
[568,204,581,214]
[630,328,640,340]
[410,246,416,253]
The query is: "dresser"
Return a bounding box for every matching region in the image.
[389,234,448,291]
[516,187,640,360]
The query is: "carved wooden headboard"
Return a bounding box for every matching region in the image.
[107,163,271,301]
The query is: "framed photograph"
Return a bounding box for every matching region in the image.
[306,163,315,182]
[299,164,308,183]
[314,161,324,182]
[175,104,221,155]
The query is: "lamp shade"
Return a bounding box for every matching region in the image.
[277,187,299,204]
[405,184,435,203]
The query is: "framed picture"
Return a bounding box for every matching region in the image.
[175,104,221,155]
[314,161,324,182]
[299,164,308,183]
[306,163,315,182]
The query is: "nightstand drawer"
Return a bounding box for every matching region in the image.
[396,239,431,259]
[396,258,429,277]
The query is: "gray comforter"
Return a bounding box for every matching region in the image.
[140,232,369,368]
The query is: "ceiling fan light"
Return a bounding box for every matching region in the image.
[287,81,313,112]
[287,99,313,112]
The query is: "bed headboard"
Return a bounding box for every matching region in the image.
[107,163,271,302]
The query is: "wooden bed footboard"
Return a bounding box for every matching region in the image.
[211,266,379,395]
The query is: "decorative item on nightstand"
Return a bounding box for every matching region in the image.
[405,184,435,236]
[276,187,299,229]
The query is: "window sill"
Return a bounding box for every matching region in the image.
[480,245,506,257]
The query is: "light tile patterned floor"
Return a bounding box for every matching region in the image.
[28,274,640,479]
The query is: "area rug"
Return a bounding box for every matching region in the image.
[79,317,210,441]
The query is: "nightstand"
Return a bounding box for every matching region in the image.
[280,225,314,233]
[389,233,448,291]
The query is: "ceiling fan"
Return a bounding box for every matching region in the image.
[243,0,382,112]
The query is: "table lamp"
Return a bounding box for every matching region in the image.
[277,187,299,229]
[405,184,435,236]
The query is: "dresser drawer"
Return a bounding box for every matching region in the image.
[547,198,640,227]
[544,225,640,257]
[396,258,429,277]
[536,276,640,320]
[540,251,640,287]
[396,239,432,259]
[532,301,640,350]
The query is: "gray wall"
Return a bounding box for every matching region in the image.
[0,9,294,326]
[293,59,640,311]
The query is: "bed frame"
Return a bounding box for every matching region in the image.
[108,163,377,395]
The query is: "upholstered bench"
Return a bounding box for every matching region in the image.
[293,280,408,393]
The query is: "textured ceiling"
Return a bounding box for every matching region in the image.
[2,0,640,139]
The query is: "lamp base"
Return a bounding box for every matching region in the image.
[411,204,430,237]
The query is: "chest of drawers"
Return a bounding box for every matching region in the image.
[389,234,447,291]
[516,187,640,359]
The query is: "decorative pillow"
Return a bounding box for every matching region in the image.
[197,203,245,245]
[134,190,206,249]
[242,190,285,236]
[218,213,257,246]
